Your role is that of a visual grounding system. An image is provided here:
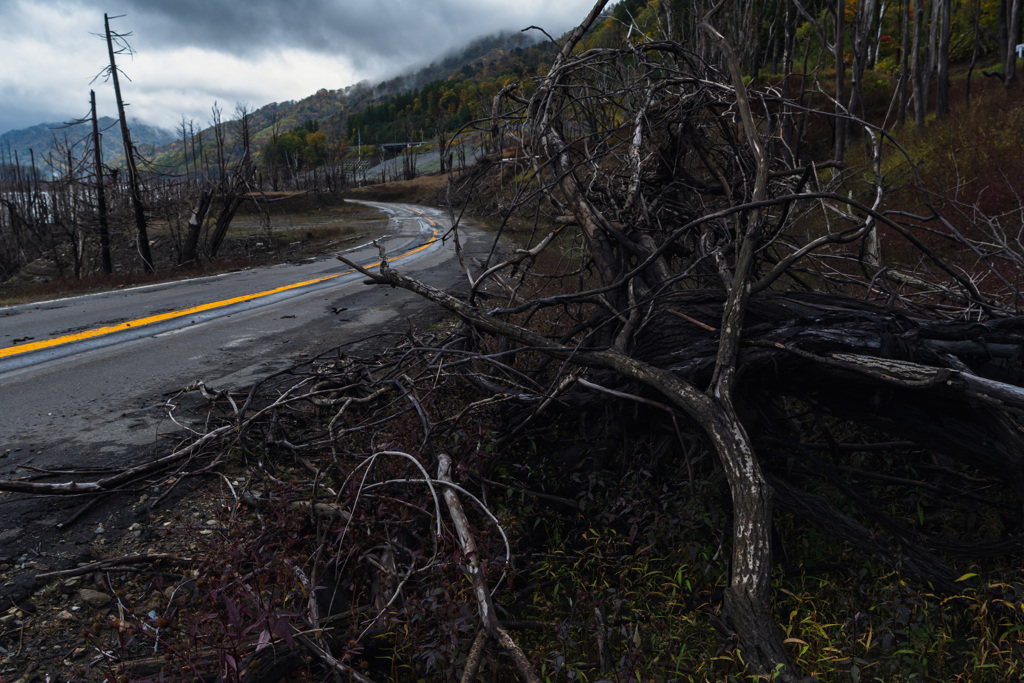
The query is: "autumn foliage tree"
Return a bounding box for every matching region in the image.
[260,119,329,174]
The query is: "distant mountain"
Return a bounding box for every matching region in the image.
[0,117,176,171]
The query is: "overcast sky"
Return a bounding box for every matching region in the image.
[0,0,601,135]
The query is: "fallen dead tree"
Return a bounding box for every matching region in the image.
[1,334,555,680]
[338,1,1024,679]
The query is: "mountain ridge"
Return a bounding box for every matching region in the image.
[0,117,176,169]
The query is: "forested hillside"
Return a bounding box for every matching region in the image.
[344,40,556,145]
[145,31,549,176]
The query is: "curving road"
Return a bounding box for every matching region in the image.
[0,202,485,477]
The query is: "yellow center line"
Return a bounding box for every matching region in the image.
[0,230,438,360]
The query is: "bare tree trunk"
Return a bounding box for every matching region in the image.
[911,0,926,130]
[833,0,847,161]
[207,194,244,258]
[178,115,191,184]
[966,0,981,108]
[268,111,281,192]
[90,89,112,274]
[848,0,877,148]
[897,0,911,127]
[936,0,951,116]
[104,13,153,273]
[62,144,84,279]
[1006,0,1022,88]
[191,124,201,185]
[179,189,212,266]
[235,103,253,180]
[921,0,940,109]
[211,103,227,189]
[998,0,1010,82]
[781,0,795,163]
[869,0,888,68]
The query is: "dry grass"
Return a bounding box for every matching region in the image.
[342,172,450,205]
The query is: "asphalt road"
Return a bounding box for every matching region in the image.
[0,201,489,479]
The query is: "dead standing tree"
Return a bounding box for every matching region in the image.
[178,103,258,265]
[100,13,154,272]
[343,1,1024,679]
[90,89,113,274]
[207,103,257,257]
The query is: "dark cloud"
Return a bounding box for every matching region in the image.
[105,0,581,69]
